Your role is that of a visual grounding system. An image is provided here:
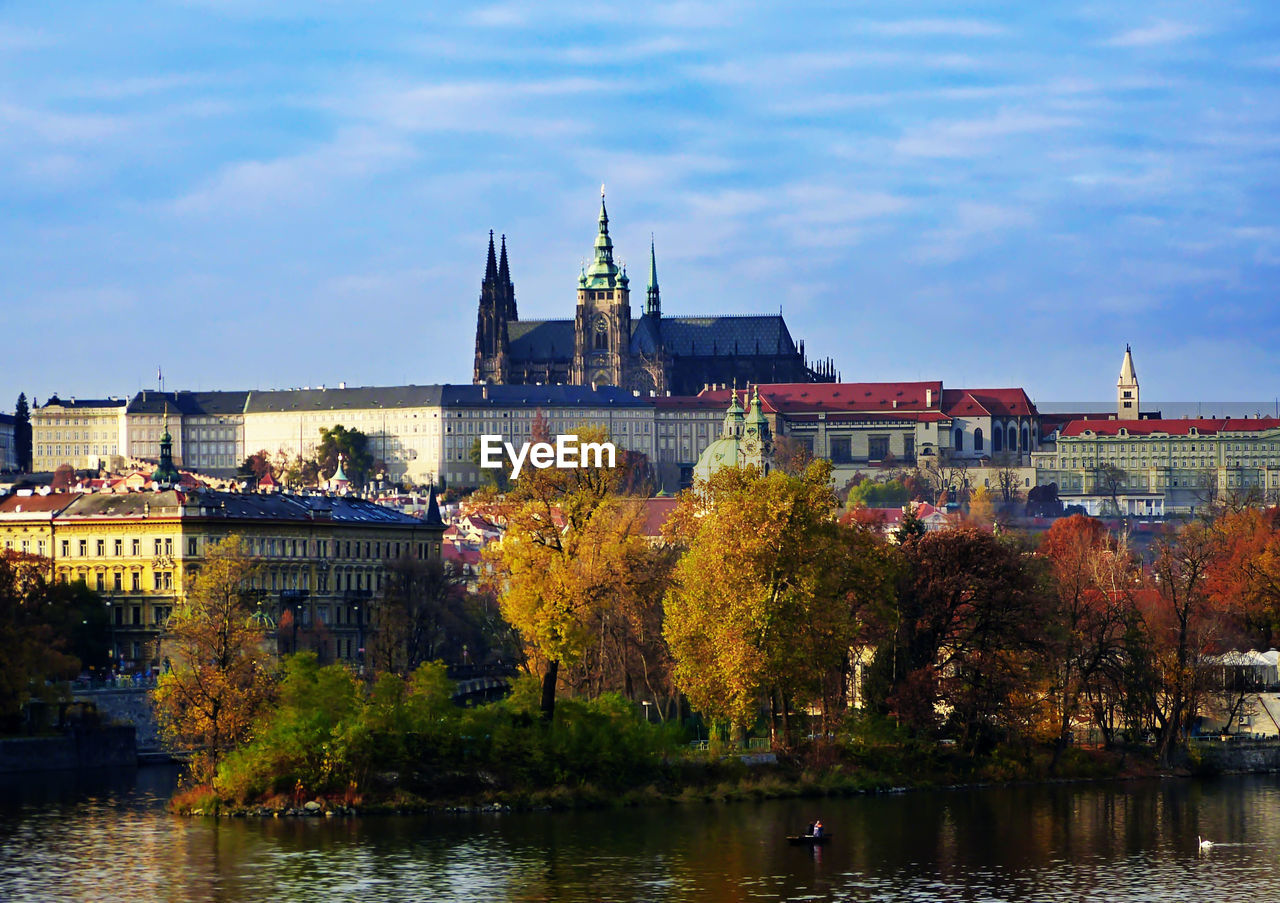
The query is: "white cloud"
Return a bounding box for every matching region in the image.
[169,127,416,215]
[853,18,1008,38]
[1107,20,1200,48]
[895,110,1079,158]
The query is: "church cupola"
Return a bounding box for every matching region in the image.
[151,405,181,488]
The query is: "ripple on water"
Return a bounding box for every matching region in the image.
[4,773,1280,901]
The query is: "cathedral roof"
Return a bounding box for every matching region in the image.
[509,320,576,360]
[506,315,800,364]
[658,316,797,357]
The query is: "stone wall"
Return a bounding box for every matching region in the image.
[0,726,136,773]
[1195,738,1280,773]
[75,688,162,752]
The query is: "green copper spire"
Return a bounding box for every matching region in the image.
[584,185,620,288]
[151,403,181,487]
[645,235,660,317]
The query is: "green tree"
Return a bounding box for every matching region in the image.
[14,393,31,472]
[316,425,374,487]
[153,536,276,783]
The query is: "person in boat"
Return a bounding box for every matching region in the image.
[812,819,823,838]
[806,822,815,836]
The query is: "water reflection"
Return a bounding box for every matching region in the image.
[1,769,1278,902]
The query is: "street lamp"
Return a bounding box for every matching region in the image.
[641,700,652,723]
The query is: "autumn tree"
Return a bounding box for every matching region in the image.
[367,557,477,675]
[485,426,646,720]
[51,463,76,491]
[0,552,83,728]
[1039,515,1137,769]
[1095,463,1127,517]
[1140,521,1238,765]
[237,450,274,482]
[153,536,276,783]
[869,527,1042,750]
[663,460,892,741]
[1207,507,1280,647]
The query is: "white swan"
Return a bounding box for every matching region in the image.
[1198,836,1214,850]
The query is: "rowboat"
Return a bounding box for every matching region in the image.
[787,833,833,845]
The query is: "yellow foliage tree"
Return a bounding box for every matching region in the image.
[153,535,276,784]
[663,460,893,740]
[486,425,663,720]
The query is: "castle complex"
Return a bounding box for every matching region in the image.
[473,189,837,395]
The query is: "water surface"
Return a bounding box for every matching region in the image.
[2,768,1278,901]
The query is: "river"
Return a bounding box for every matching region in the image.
[2,767,1279,901]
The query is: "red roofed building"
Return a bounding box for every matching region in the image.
[1033,347,1280,516]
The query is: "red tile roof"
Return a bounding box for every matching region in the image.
[1060,417,1280,438]
[941,388,1037,418]
[0,494,77,514]
[639,497,679,536]
[697,381,944,415]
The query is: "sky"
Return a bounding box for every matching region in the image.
[3,1,1279,411]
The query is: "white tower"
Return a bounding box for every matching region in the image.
[1117,344,1139,420]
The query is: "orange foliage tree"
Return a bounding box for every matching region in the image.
[153,536,276,783]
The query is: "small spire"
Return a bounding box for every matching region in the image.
[498,233,510,284]
[646,234,660,316]
[484,230,497,281]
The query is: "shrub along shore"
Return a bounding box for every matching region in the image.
[171,654,1171,817]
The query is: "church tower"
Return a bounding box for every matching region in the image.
[473,231,515,384]
[1117,344,1139,420]
[572,187,633,388]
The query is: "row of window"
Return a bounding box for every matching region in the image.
[60,537,176,559]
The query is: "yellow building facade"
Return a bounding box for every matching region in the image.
[0,488,444,668]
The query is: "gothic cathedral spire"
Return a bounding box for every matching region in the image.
[474,230,514,384]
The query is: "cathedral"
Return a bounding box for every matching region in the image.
[473,190,837,395]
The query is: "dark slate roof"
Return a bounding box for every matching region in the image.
[509,320,575,361]
[245,385,444,413]
[128,390,251,415]
[58,488,429,526]
[439,385,650,408]
[0,413,14,426]
[40,395,126,409]
[629,316,661,355]
[510,314,799,362]
[659,316,797,358]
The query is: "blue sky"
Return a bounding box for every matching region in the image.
[3,1,1279,411]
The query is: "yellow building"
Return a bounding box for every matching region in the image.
[0,488,444,668]
[32,395,128,472]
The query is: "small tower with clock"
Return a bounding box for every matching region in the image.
[572,186,633,388]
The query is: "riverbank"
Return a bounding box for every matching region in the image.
[171,739,1182,817]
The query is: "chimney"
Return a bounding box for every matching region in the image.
[926,388,933,407]
[482,385,489,400]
